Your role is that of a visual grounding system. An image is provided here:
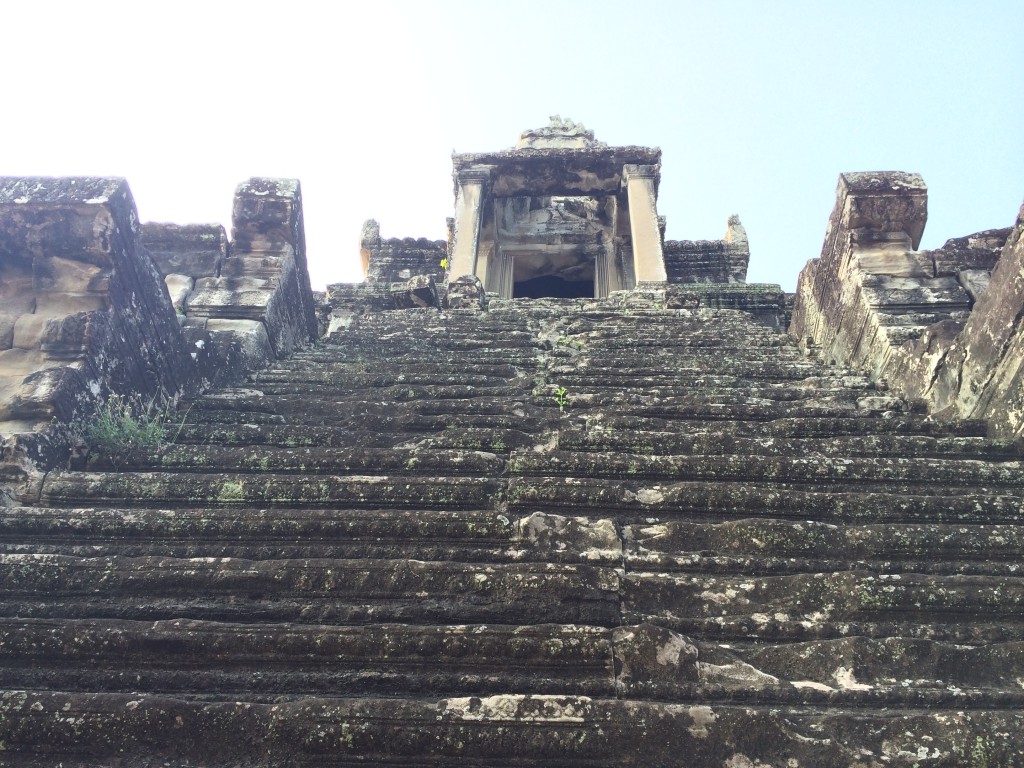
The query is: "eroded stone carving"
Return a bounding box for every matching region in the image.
[516,115,608,150]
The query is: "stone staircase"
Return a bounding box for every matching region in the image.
[2,297,1023,766]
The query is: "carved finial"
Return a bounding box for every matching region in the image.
[516,117,607,150]
[725,214,748,245]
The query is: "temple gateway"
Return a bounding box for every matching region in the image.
[0,119,1023,766]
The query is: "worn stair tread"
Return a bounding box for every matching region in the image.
[0,618,617,697]
[558,429,1020,458]
[506,477,1024,523]
[2,690,1022,768]
[0,554,620,625]
[0,508,621,564]
[508,450,1024,487]
[40,471,500,509]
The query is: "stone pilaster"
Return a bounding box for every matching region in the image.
[449,168,490,280]
[622,164,668,284]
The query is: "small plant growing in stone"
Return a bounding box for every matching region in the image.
[77,394,169,466]
[553,386,570,413]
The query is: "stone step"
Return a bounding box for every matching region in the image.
[189,392,532,416]
[2,690,1020,767]
[589,414,989,438]
[234,383,528,402]
[558,429,1020,458]
[40,471,499,510]
[508,451,1024,488]
[554,360,826,380]
[0,618,616,698]
[540,375,876,400]
[264,361,525,379]
[173,420,546,446]
[624,519,1024,575]
[541,398,906,421]
[732,635,1024,696]
[0,554,620,626]
[0,509,620,564]
[4,618,1021,709]
[623,571,1024,642]
[506,477,1024,524]
[252,370,521,387]
[85,445,504,476]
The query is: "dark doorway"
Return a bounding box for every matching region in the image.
[513,274,594,299]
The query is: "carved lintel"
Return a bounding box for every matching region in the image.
[456,167,492,189]
[622,164,661,184]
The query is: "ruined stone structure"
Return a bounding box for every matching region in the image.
[1,121,1023,766]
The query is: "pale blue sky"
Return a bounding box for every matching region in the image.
[3,1,1021,289]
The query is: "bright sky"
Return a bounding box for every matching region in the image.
[4,1,1021,290]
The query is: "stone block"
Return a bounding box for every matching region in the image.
[388,275,439,310]
[446,275,488,310]
[205,318,275,378]
[141,222,226,279]
[853,247,934,278]
[930,227,1010,276]
[164,274,194,314]
[838,172,928,249]
[859,274,970,313]
[958,269,991,304]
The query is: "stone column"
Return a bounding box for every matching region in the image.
[622,164,668,284]
[449,168,490,279]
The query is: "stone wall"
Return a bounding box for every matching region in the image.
[326,220,447,329]
[0,177,204,478]
[790,171,1022,437]
[663,215,749,284]
[0,176,319,490]
[184,179,318,377]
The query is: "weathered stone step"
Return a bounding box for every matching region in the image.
[5,618,1021,709]
[541,376,875,401]
[241,383,527,402]
[40,472,498,509]
[625,519,1024,573]
[508,451,1024,488]
[622,571,1024,640]
[176,410,551,435]
[590,414,989,438]
[264,360,525,379]
[2,690,1020,767]
[531,391,896,417]
[320,331,543,349]
[301,344,542,362]
[0,555,620,625]
[173,422,544,448]
[553,360,825,380]
[559,429,1020,459]
[735,635,1024,694]
[0,509,621,564]
[0,618,616,697]
[83,445,504,476]
[561,326,796,347]
[507,478,1024,523]
[538,398,905,421]
[409,427,538,452]
[252,370,521,388]
[190,393,532,417]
